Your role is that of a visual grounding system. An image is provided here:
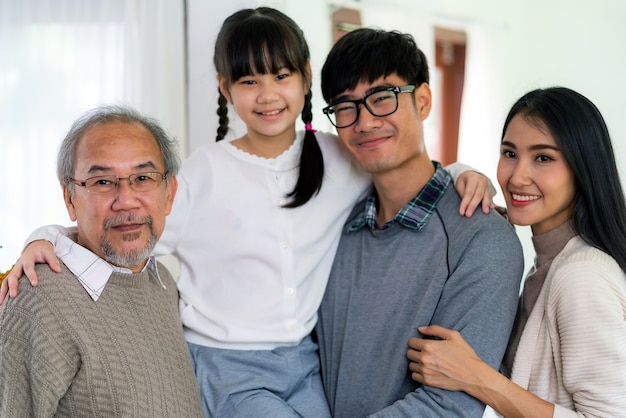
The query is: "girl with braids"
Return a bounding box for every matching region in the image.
[212,7,323,208]
[407,87,626,417]
[2,7,495,417]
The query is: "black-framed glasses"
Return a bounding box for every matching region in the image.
[70,172,168,194]
[322,85,416,128]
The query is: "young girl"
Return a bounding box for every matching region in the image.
[2,7,494,417]
[407,87,626,417]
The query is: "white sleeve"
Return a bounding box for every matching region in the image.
[444,161,497,197]
[24,224,74,247]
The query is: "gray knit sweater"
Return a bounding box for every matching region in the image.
[0,263,203,417]
[317,183,524,417]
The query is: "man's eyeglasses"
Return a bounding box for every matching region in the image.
[70,172,168,194]
[322,85,416,128]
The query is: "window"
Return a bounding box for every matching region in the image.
[0,0,185,271]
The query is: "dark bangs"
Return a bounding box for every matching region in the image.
[219,13,309,84]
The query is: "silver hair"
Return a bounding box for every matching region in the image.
[57,104,181,193]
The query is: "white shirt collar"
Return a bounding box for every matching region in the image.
[54,234,164,301]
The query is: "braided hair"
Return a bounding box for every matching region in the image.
[213,7,324,208]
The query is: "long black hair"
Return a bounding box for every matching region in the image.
[502,87,626,274]
[213,7,324,208]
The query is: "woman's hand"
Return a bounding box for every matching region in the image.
[0,240,60,304]
[407,325,485,393]
[409,325,556,418]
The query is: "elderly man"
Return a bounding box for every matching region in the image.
[0,105,203,417]
[315,28,524,417]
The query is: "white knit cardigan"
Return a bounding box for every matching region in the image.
[511,236,626,417]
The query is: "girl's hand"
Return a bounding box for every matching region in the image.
[407,325,484,393]
[455,171,495,217]
[0,240,60,304]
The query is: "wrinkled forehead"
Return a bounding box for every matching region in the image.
[74,122,163,175]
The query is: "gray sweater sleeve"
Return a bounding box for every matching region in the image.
[369,199,523,417]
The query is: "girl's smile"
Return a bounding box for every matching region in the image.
[218,68,310,158]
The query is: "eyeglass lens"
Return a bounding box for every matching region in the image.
[84,172,164,194]
[329,90,398,128]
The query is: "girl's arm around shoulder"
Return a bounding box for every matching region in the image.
[445,161,497,217]
[0,224,71,303]
[316,131,496,217]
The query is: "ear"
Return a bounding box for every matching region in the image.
[415,83,432,120]
[164,175,178,216]
[217,74,232,104]
[63,185,78,222]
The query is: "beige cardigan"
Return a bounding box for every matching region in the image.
[511,236,626,417]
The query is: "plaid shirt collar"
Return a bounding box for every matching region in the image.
[347,162,451,232]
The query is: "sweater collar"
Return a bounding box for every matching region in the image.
[55,234,163,301]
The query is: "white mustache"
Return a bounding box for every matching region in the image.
[103,214,152,229]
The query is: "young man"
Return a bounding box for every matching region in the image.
[316,28,524,417]
[0,106,203,417]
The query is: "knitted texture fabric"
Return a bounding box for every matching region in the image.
[511,236,626,417]
[0,262,203,417]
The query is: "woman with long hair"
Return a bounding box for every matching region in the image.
[407,87,626,417]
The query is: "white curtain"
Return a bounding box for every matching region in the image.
[0,0,186,271]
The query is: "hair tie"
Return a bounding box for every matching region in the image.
[305,123,317,133]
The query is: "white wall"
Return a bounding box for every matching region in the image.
[503,0,626,184]
[0,0,187,271]
[186,0,256,151]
